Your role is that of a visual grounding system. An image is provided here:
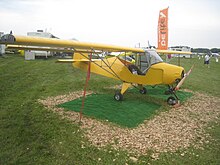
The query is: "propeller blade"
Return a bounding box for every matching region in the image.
[175,65,194,90]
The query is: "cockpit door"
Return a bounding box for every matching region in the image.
[135,51,150,73]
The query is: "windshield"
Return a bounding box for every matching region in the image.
[146,50,163,65]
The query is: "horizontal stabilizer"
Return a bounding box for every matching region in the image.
[57,59,77,63]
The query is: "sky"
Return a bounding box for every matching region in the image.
[0,0,220,48]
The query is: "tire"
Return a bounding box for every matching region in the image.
[114,92,123,101]
[167,96,177,105]
[139,87,147,94]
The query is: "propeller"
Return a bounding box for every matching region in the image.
[175,65,194,91]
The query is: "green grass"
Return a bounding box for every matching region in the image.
[169,57,220,97]
[0,54,220,164]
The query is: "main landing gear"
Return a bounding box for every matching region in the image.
[114,84,147,101]
[114,83,180,106]
[114,92,123,101]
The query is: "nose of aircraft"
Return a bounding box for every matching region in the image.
[166,64,184,85]
[152,62,184,85]
[167,65,184,84]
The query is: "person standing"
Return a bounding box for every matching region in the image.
[204,54,211,68]
[215,56,219,63]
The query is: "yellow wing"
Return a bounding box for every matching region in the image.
[6,45,74,53]
[0,34,144,53]
[57,59,101,63]
[1,34,192,55]
[156,49,192,55]
[6,45,103,54]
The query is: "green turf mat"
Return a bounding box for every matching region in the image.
[58,87,192,128]
[58,94,161,128]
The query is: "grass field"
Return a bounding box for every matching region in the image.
[0,54,219,164]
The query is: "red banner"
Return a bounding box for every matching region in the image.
[158,7,168,50]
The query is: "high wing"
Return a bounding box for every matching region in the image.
[57,59,101,63]
[156,49,192,55]
[6,45,74,53]
[6,45,103,54]
[0,34,144,53]
[1,34,192,56]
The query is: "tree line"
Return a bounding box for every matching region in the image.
[191,48,220,53]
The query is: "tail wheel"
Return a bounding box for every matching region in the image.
[167,96,177,105]
[139,87,147,94]
[114,92,123,101]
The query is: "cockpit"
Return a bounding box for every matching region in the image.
[136,49,163,73]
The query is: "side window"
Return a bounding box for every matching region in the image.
[139,52,150,72]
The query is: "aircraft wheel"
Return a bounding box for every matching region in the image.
[114,92,123,101]
[167,96,177,105]
[139,87,147,94]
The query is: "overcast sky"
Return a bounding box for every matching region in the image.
[0,0,219,48]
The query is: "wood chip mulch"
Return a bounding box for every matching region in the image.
[38,90,220,158]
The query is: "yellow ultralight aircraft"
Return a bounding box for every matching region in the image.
[0,34,193,105]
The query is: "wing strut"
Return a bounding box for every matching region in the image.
[79,52,92,122]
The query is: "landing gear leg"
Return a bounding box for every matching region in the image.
[165,85,173,95]
[114,82,131,101]
[138,85,147,94]
[166,88,180,106]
